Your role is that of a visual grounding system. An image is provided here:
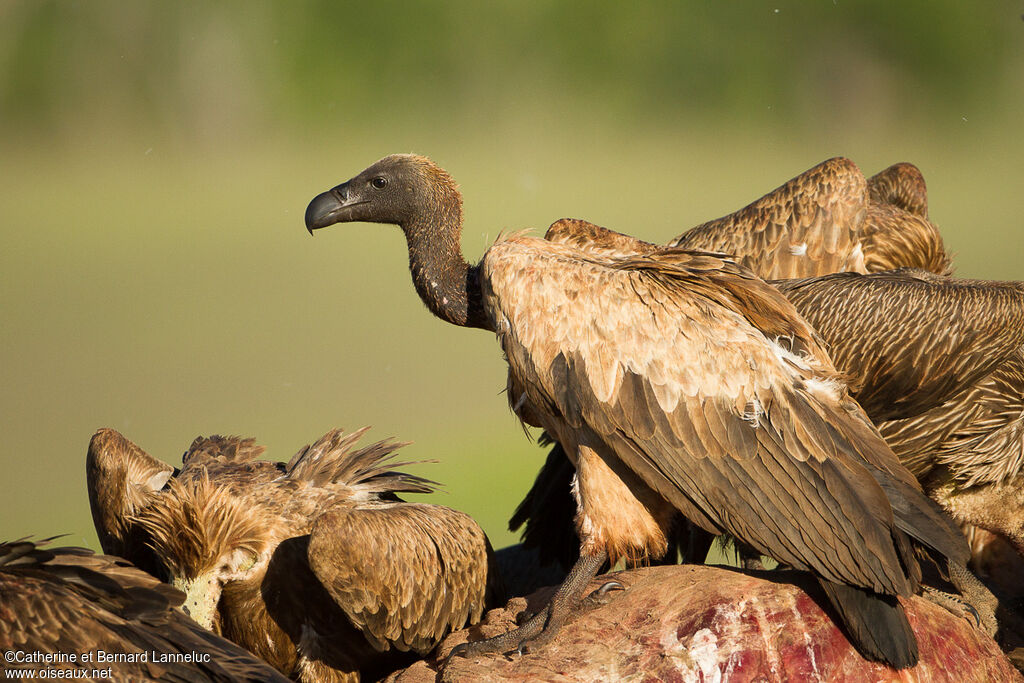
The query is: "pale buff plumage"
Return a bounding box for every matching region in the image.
[480,235,955,590]
[528,199,1024,618]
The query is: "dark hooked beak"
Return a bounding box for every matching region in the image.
[304,182,352,235]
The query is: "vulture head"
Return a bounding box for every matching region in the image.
[86,426,503,681]
[305,154,461,234]
[133,475,271,631]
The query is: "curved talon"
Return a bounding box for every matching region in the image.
[595,580,624,595]
[963,602,981,628]
[445,642,470,664]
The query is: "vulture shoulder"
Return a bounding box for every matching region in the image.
[670,157,869,279]
[86,429,174,574]
[544,218,660,258]
[481,237,966,585]
[860,203,952,275]
[776,271,1024,422]
[306,501,499,655]
[0,540,290,682]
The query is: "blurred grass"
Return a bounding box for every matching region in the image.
[3,117,1024,551]
[1,2,1023,553]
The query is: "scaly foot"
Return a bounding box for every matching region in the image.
[448,550,610,659]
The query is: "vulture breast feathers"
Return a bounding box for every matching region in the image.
[481,235,966,591]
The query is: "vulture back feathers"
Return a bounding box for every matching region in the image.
[670,157,951,278]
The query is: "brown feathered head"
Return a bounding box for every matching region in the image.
[135,474,270,580]
[304,154,462,233]
[131,470,272,631]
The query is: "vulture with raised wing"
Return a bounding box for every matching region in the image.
[670,157,951,278]
[86,427,501,683]
[304,154,971,669]
[0,539,290,682]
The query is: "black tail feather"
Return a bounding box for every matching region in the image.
[818,578,919,670]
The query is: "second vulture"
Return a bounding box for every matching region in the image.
[87,426,501,683]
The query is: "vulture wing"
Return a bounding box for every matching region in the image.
[777,271,1024,422]
[882,351,1024,487]
[0,540,290,682]
[933,352,1024,487]
[86,429,174,577]
[867,163,929,218]
[669,157,868,279]
[306,502,497,655]
[483,237,967,587]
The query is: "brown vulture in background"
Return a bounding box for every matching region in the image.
[87,427,501,683]
[0,539,290,682]
[671,157,951,278]
[304,154,972,669]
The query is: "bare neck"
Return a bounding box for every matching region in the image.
[401,198,491,331]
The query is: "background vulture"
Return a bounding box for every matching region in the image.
[304,154,970,669]
[86,426,501,683]
[670,157,951,278]
[0,539,289,682]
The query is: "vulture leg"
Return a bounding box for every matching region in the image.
[920,560,998,637]
[743,556,767,571]
[450,548,614,658]
[947,560,999,636]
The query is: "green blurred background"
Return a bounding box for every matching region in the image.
[2,1,1022,551]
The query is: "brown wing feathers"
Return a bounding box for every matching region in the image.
[670,157,870,279]
[0,540,290,682]
[307,503,498,654]
[85,427,496,682]
[778,272,1024,422]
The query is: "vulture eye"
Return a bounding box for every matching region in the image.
[370,176,388,189]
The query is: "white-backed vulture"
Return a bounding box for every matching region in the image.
[0,539,290,682]
[304,154,971,669]
[86,427,501,683]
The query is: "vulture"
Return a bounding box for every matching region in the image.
[86,426,501,683]
[764,271,1024,575]
[669,157,952,278]
[304,154,971,669]
[0,539,290,682]
[513,157,957,574]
